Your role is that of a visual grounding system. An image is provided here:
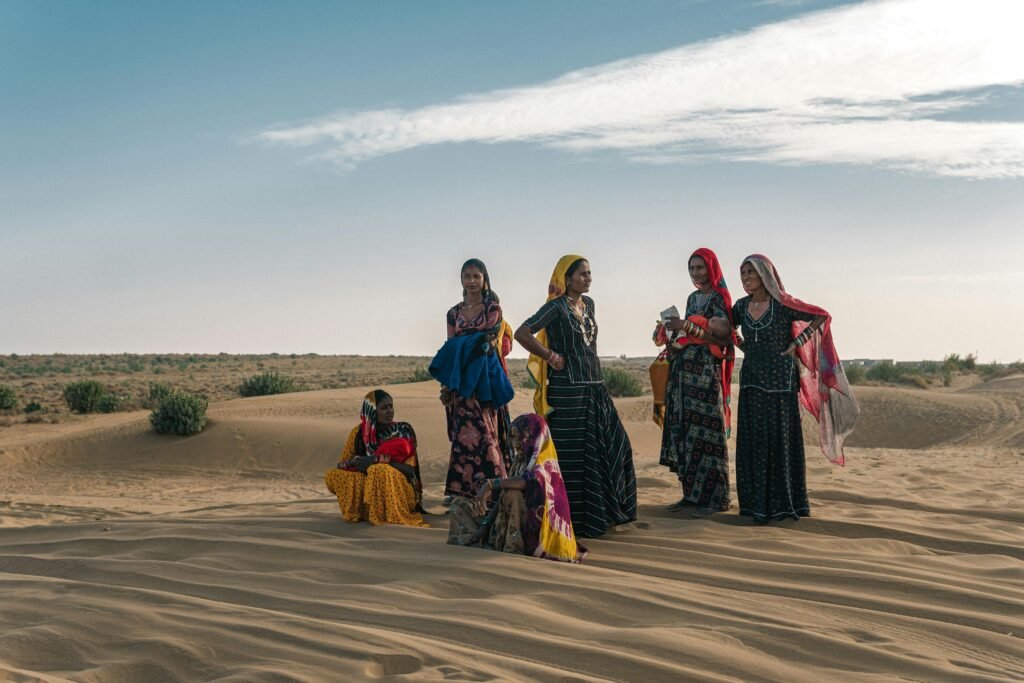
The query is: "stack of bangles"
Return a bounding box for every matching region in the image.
[545,348,559,362]
[794,328,814,347]
[683,320,706,339]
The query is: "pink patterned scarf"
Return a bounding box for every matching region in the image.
[743,254,860,465]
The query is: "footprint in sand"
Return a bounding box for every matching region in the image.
[365,654,423,678]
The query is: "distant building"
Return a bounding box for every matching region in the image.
[844,358,893,368]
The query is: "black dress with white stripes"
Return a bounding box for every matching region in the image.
[525,296,638,538]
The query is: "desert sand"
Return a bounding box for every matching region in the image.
[1,378,1022,682]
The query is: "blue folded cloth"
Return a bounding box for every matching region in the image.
[429,332,515,407]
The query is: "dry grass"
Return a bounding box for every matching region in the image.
[0,353,660,424]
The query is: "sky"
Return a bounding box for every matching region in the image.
[3,0,1023,362]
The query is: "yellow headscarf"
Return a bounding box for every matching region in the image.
[527,254,585,416]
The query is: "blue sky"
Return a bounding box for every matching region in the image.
[3,0,1023,361]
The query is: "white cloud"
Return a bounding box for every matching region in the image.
[256,0,1024,179]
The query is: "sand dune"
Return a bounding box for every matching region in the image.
[1,381,1022,682]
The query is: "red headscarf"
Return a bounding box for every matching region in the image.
[690,248,737,436]
[743,254,859,465]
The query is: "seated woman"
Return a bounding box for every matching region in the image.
[448,413,585,563]
[324,390,428,528]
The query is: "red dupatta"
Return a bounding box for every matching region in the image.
[743,254,860,465]
[691,248,737,436]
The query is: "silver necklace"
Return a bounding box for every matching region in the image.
[567,297,596,346]
[744,298,773,342]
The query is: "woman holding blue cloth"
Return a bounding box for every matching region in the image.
[430,259,514,503]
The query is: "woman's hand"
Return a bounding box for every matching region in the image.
[350,455,375,472]
[471,484,490,517]
[781,342,798,358]
[548,351,566,371]
[663,316,688,332]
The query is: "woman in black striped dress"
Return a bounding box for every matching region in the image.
[514,255,637,538]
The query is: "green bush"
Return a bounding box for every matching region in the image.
[0,385,16,411]
[843,364,866,385]
[150,391,209,435]
[603,368,644,397]
[239,370,296,397]
[147,381,174,408]
[865,360,919,384]
[63,380,107,413]
[24,401,43,414]
[97,393,126,413]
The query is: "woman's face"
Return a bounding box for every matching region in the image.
[462,266,485,296]
[688,256,709,288]
[510,426,527,457]
[565,260,592,295]
[740,262,764,295]
[376,397,395,424]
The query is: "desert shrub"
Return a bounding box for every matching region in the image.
[521,374,538,389]
[150,391,208,435]
[942,353,976,373]
[843,365,866,385]
[97,393,125,413]
[603,368,644,397]
[865,361,890,382]
[63,380,107,413]
[0,384,17,411]
[147,381,174,408]
[26,412,45,424]
[979,360,1024,380]
[941,364,954,387]
[239,370,295,397]
[865,361,915,383]
[24,401,43,413]
[408,366,432,383]
[903,374,930,390]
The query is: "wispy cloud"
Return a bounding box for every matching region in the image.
[255,0,1024,178]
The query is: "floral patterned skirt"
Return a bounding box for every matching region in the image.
[444,393,510,498]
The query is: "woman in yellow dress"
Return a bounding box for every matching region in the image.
[324,390,428,527]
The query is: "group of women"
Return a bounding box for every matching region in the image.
[324,250,859,562]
